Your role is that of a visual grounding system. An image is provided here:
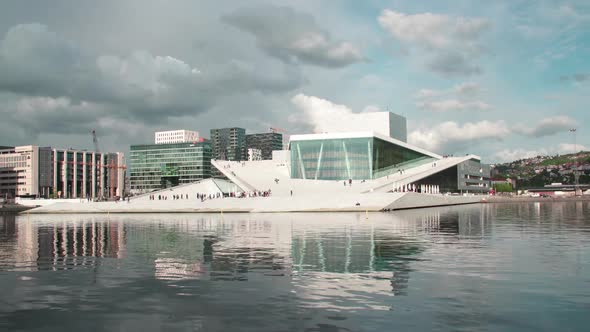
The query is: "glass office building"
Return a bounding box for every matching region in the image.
[129,142,211,193]
[210,128,246,161]
[290,135,434,180]
[246,132,283,160]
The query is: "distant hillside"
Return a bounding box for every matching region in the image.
[492,151,590,189]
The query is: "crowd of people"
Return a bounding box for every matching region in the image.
[146,190,272,202]
[393,183,440,194]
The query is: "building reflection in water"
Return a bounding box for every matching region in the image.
[151,218,293,282]
[1,205,492,297]
[0,215,125,271]
[290,210,447,296]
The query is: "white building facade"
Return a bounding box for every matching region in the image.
[309,111,408,143]
[0,146,48,198]
[0,145,125,199]
[155,130,200,144]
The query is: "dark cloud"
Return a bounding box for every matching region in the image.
[427,52,481,77]
[378,9,490,77]
[561,73,590,82]
[222,5,364,68]
[0,24,84,97]
[0,23,304,127]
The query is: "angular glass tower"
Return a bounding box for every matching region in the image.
[290,133,435,180]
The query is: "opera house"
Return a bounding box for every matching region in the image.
[26,112,490,214]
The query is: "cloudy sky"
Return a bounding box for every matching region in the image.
[0,0,588,163]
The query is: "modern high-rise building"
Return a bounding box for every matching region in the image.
[0,145,125,199]
[210,127,246,161]
[154,130,200,145]
[246,132,283,160]
[247,148,262,161]
[129,141,212,194]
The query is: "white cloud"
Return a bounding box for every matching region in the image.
[409,120,509,153]
[453,82,482,96]
[414,89,442,99]
[492,143,588,163]
[417,99,491,112]
[414,82,490,112]
[361,105,381,113]
[557,143,587,154]
[554,4,590,22]
[517,25,553,39]
[414,82,483,99]
[492,148,549,163]
[290,93,504,154]
[223,5,364,68]
[378,9,490,76]
[290,94,357,133]
[377,10,489,51]
[513,116,577,137]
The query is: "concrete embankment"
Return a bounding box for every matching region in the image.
[384,193,482,211]
[484,195,590,203]
[0,204,34,215]
[23,193,485,214]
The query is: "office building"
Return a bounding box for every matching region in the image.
[247,148,262,161]
[210,127,246,161]
[246,132,283,160]
[155,130,200,145]
[0,145,125,198]
[129,141,212,194]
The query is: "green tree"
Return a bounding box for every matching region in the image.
[493,182,513,192]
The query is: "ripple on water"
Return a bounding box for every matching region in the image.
[0,203,589,331]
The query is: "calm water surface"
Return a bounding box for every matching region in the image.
[1,202,589,331]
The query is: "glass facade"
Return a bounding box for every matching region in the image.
[210,128,246,161]
[290,137,433,180]
[246,132,283,160]
[129,142,211,193]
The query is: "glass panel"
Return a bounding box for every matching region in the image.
[291,137,434,180]
[372,138,433,178]
[291,138,372,180]
[129,142,212,192]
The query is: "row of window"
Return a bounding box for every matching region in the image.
[0,162,29,168]
[0,155,29,162]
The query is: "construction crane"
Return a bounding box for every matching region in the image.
[90,130,104,199]
[92,130,100,153]
[269,127,286,133]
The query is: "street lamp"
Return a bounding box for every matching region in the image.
[569,128,580,193]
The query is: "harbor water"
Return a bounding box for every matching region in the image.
[1,202,589,331]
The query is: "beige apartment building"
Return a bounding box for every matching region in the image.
[0,145,125,199]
